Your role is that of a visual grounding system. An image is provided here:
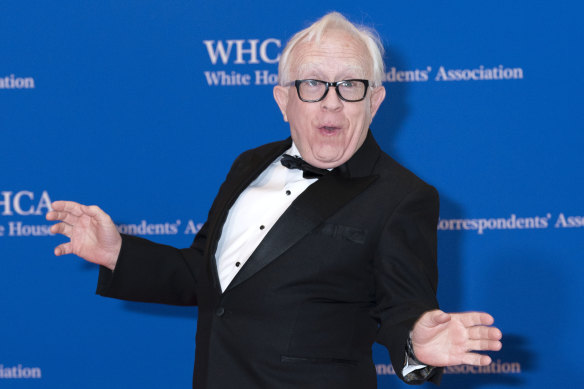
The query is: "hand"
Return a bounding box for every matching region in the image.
[411,309,502,367]
[46,201,122,270]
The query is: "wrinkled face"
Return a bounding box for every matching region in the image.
[274,29,385,169]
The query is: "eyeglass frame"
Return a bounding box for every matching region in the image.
[288,79,370,103]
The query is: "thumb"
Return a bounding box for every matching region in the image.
[425,309,451,327]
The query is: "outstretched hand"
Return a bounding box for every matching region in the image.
[411,310,502,367]
[46,201,121,270]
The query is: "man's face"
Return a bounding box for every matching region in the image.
[274,29,386,169]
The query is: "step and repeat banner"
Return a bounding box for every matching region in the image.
[1,1,582,388]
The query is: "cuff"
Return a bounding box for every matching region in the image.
[403,333,439,384]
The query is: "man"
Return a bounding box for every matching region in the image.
[46,12,501,388]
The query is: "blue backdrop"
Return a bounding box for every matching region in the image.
[1,1,582,388]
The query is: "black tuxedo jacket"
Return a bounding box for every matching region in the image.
[97,131,441,388]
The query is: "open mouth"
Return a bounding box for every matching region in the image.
[319,125,341,134]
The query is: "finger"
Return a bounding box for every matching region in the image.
[454,312,495,327]
[461,353,492,366]
[46,210,79,225]
[468,326,502,341]
[50,222,73,238]
[52,201,85,217]
[54,242,73,256]
[83,204,108,221]
[467,339,503,352]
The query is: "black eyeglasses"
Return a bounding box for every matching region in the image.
[290,79,370,102]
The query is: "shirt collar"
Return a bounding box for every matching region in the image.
[289,142,301,158]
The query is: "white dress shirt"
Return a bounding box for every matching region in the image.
[215,142,317,292]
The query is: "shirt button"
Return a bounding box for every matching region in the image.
[235,262,241,267]
[285,190,291,196]
[260,225,265,230]
[216,307,225,317]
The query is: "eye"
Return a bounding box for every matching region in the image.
[340,80,355,88]
[304,80,321,88]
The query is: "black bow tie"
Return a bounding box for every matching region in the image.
[280,154,329,179]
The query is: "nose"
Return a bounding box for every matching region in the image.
[320,87,343,111]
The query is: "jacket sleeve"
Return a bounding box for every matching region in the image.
[373,184,443,385]
[95,221,209,306]
[94,149,253,306]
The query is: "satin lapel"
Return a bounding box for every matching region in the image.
[206,139,291,293]
[224,172,378,293]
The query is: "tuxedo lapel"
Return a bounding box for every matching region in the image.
[224,172,378,293]
[213,140,292,211]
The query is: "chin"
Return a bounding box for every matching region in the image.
[312,153,345,168]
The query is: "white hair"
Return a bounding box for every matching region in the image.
[278,12,385,87]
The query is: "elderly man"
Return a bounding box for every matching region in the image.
[47,12,501,388]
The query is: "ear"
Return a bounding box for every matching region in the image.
[368,85,386,120]
[273,85,290,122]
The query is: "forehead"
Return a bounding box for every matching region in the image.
[290,29,372,79]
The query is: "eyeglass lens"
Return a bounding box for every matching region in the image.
[297,80,367,102]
